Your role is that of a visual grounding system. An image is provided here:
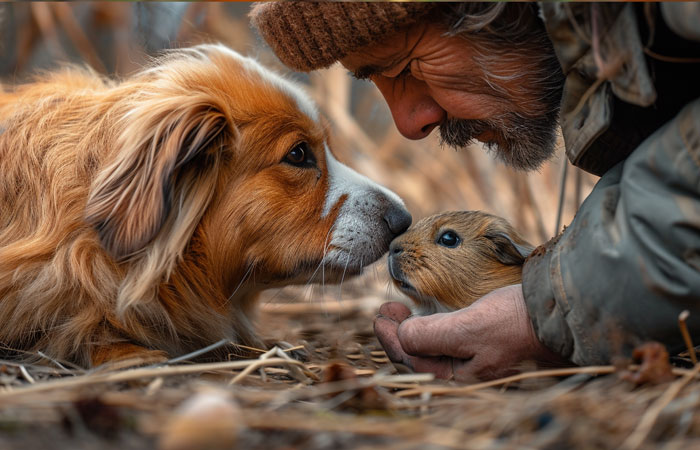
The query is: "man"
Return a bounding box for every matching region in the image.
[251,2,700,381]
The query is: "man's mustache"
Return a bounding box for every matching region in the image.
[439,118,497,149]
[438,115,557,171]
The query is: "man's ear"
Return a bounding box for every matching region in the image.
[85,93,233,261]
[485,232,534,266]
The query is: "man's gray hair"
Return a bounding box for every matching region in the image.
[440,3,542,43]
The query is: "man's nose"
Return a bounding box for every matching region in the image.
[373,76,445,140]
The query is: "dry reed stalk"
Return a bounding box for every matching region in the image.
[51,3,107,73]
[229,346,311,385]
[175,2,206,43]
[0,358,307,402]
[678,310,698,365]
[396,366,618,398]
[266,372,435,410]
[396,364,700,400]
[29,3,66,61]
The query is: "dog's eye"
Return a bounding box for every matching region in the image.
[436,230,461,248]
[283,142,316,168]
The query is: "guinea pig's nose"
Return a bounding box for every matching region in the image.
[389,241,403,255]
[383,205,412,236]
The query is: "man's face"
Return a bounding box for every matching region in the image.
[341,22,562,170]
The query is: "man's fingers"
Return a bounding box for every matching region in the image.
[374,315,411,366]
[398,313,475,360]
[397,313,450,356]
[377,302,412,322]
[409,355,455,380]
[375,311,459,380]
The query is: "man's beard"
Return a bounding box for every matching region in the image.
[439,111,558,171]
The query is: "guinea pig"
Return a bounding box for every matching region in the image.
[388,211,533,315]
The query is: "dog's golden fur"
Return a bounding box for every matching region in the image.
[0,45,405,367]
[388,211,533,315]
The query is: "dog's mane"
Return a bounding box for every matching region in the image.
[0,48,245,365]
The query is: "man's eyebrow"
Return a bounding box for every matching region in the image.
[351,65,387,80]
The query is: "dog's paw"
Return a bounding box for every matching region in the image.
[92,343,169,369]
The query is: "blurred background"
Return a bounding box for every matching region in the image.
[0,2,597,307]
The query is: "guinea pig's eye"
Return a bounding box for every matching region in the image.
[283,142,316,168]
[436,230,461,248]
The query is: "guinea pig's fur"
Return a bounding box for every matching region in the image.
[0,44,410,367]
[388,211,533,315]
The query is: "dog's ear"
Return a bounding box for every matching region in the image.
[485,232,534,266]
[85,92,232,261]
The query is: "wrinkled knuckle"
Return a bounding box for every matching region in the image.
[398,321,422,353]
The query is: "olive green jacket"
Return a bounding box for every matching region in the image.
[523,3,700,364]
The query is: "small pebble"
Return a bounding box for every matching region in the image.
[159,390,242,450]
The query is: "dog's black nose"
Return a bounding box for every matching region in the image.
[384,206,412,236]
[389,241,403,255]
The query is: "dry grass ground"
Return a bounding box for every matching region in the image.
[1,289,699,449]
[1,3,698,449]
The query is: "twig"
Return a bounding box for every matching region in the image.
[621,363,700,450]
[396,366,617,398]
[229,346,312,385]
[161,338,230,365]
[678,310,697,365]
[19,365,35,384]
[267,373,435,409]
[0,358,306,402]
[229,347,277,385]
[269,346,314,384]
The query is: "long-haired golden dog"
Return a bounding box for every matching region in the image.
[0,45,411,367]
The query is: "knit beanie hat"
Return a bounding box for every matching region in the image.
[249,2,438,72]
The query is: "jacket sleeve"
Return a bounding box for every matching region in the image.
[522,97,700,365]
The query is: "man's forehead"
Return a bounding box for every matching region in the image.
[341,40,408,78]
[340,23,431,79]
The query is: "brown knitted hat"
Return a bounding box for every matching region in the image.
[249,2,437,72]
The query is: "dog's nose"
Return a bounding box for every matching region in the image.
[384,206,412,236]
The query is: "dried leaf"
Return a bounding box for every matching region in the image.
[620,341,675,385]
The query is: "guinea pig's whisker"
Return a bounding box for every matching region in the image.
[384,278,394,301]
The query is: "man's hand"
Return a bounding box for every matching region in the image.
[374,285,566,382]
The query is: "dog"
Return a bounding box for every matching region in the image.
[388,211,532,315]
[0,44,412,367]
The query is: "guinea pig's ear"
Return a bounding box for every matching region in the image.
[85,93,233,260]
[485,232,534,266]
